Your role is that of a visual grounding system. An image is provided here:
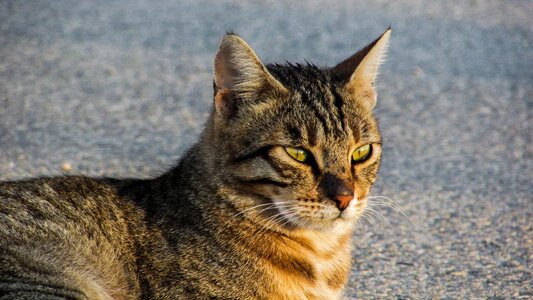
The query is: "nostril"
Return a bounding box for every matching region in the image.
[321,173,354,211]
[334,194,354,211]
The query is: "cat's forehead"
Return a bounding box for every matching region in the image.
[266,63,372,143]
[267,63,335,94]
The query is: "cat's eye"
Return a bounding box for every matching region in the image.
[352,144,372,163]
[285,147,309,163]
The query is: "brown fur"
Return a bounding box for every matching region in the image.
[0,29,391,299]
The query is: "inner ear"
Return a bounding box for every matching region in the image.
[213,34,288,116]
[213,35,261,91]
[214,87,235,118]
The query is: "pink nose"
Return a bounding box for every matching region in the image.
[334,194,353,211]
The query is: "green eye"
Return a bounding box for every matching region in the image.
[352,144,371,163]
[285,147,309,162]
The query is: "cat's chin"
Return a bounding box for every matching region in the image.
[284,215,359,232]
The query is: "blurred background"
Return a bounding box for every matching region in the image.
[1,0,531,298]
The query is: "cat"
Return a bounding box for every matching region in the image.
[0,28,391,300]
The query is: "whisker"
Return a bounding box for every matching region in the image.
[364,206,397,237]
[372,104,392,113]
[367,195,412,225]
[357,209,383,236]
[230,201,292,219]
[252,202,293,217]
[252,207,299,238]
[277,209,299,229]
[220,202,296,234]
[226,202,295,226]
[362,207,385,230]
[372,105,393,118]
[253,212,291,239]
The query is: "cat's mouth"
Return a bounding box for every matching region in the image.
[267,197,366,230]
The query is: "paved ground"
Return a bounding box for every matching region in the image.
[1,0,532,298]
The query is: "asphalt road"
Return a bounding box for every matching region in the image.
[1,1,532,298]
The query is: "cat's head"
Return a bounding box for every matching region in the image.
[206,29,390,231]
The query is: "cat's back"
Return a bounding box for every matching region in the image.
[0,176,143,300]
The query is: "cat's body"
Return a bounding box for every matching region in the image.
[0,160,350,299]
[0,29,391,299]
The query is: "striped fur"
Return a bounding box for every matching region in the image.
[0,29,390,299]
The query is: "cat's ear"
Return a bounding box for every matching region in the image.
[332,28,391,108]
[213,34,288,116]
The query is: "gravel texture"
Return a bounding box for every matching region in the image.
[1,1,532,298]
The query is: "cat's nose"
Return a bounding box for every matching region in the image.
[333,194,354,211]
[322,173,354,211]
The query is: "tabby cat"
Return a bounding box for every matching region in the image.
[0,28,391,299]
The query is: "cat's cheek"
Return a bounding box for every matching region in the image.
[267,186,283,197]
